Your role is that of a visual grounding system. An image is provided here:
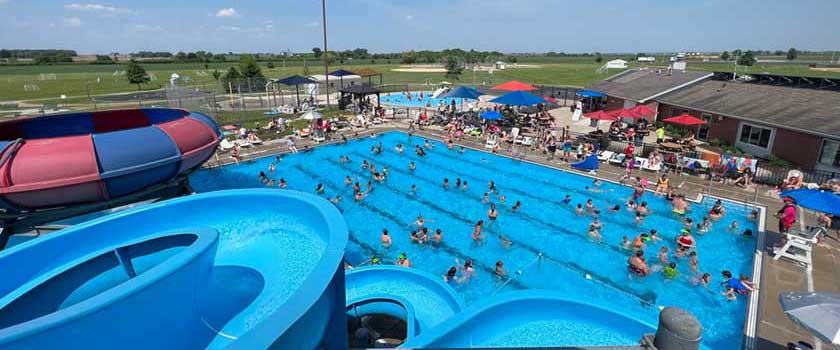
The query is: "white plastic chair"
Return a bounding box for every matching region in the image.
[773,226,825,269]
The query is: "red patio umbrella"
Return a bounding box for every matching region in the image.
[543,95,558,104]
[625,104,657,118]
[610,108,646,119]
[492,80,537,91]
[584,110,618,121]
[663,114,707,125]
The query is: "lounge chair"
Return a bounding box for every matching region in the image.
[634,157,649,169]
[642,158,662,172]
[515,136,535,146]
[236,139,251,148]
[219,138,235,152]
[597,150,615,162]
[608,153,626,165]
[312,130,326,143]
[294,128,311,138]
[773,226,826,268]
[485,135,499,149]
[248,135,263,145]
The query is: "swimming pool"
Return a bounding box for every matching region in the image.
[379,91,466,108]
[190,131,758,349]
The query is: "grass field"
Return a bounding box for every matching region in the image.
[1,58,839,104]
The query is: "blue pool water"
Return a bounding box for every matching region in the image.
[190,131,757,349]
[380,91,466,108]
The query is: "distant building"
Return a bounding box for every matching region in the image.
[637,57,656,63]
[308,74,362,90]
[605,59,628,69]
[495,61,506,70]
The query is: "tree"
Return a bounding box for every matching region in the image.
[720,51,730,61]
[267,61,275,69]
[126,60,150,90]
[312,47,322,58]
[595,54,603,63]
[636,52,647,58]
[786,48,798,60]
[737,51,756,66]
[211,69,221,81]
[401,50,417,64]
[732,49,742,57]
[93,55,114,64]
[174,51,187,62]
[444,56,463,81]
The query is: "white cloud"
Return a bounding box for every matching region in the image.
[215,8,237,17]
[133,24,162,32]
[64,3,128,14]
[405,15,413,20]
[64,16,82,27]
[221,25,241,31]
[305,20,319,27]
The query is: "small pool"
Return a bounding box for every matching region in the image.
[190,131,758,349]
[379,91,466,108]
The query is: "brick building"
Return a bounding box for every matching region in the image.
[588,69,840,172]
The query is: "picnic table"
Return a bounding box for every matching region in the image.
[659,142,685,152]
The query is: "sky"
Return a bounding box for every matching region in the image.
[0,0,837,54]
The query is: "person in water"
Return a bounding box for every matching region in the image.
[278,178,287,188]
[396,253,412,267]
[380,229,391,248]
[511,201,521,212]
[444,267,459,283]
[562,195,572,204]
[443,178,450,189]
[315,183,325,194]
[663,262,678,280]
[495,260,507,277]
[709,199,726,220]
[472,220,485,241]
[461,180,468,190]
[487,203,499,220]
[575,204,584,215]
[628,250,650,277]
[433,229,443,245]
[721,270,749,300]
[499,234,512,248]
[409,161,416,171]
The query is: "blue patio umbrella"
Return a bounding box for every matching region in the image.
[780,189,840,216]
[439,86,483,100]
[489,91,546,106]
[576,89,607,98]
[480,110,502,120]
[274,75,318,108]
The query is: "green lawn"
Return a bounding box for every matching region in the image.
[2,59,839,104]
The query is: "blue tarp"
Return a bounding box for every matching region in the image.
[489,91,546,106]
[480,111,502,120]
[576,90,607,98]
[571,154,600,171]
[439,86,483,100]
[780,189,840,216]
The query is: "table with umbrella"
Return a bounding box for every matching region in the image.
[439,86,483,112]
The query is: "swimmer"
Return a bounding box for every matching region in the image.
[345,175,353,186]
[608,204,621,213]
[424,139,431,149]
[684,217,694,230]
[658,246,669,264]
[498,194,506,205]
[366,181,374,193]
[456,178,461,188]
[268,163,275,173]
[748,209,758,221]
[663,262,678,280]
[575,204,584,215]
[709,199,725,220]
[627,250,650,277]
[395,144,404,153]
[676,229,695,253]
[488,181,497,193]
[728,221,739,232]
[495,260,507,277]
[361,160,369,169]
[315,183,325,194]
[459,146,465,153]
[593,179,602,187]
[354,191,366,202]
[636,201,650,216]
[472,220,485,241]
[721,270,748,301]
[411,227,429,244]
[396,253,412,267]
[739,274,757,292]
[649,229,661,243]
[460,259,476,280]
[689,251,699,274]
[329,195,342,204]
[482,193,490,203]
[697,217,712,234]
[621,235,631,250]
[635,212,644,224]
[415,214,425,227]
[410,184,417,194]
[590,217,603,230]
[698,272,712,289]
[278,178,287,188]
[433,229,443,244]
[380,229,391,248]
[626,199,637,210]
[499,234,512,248]
[443,178,450,189]
[632,233,647,251]
[461,181,468,190]
[409,161,416,171]
[562,195,572,204]
[585,199,595,212]
[588,225,601,241]
[370,256,381,265]
[444,267,459,283]
[487,203,499,220]
[259,171,268,183]
[353,182,361,193]
[511,201,521,212]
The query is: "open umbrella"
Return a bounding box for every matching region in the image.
[626,104,657,118]
[480,110,502,120]
[780,189,840,216]
[489,91,546,106]
[492,80,536,91]
[301,111,323,120]
[780,292,840,344]
[275,75,318,108]
[611,108,646,119]
[439,86,483,100]
[663,114,707,126]
[576,90,607,98]
[584,110,618,121]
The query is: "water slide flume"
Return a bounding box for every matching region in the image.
[0,189,348,350]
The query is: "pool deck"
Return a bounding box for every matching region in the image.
[209,115,840,350]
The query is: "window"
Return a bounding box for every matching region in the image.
[819,139,840,167]
[697,113,711,140]
[738,124,773,149]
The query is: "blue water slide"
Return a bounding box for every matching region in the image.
[0,189,349,350]
[345,266,464,340]
[93,126,182,198]
[403,290,656,348]
[571,153,600,171]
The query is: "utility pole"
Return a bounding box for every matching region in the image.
[322,0,330,109]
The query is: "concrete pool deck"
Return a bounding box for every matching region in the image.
[209,115,839,350]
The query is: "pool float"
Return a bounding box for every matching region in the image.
[0,108,220,211]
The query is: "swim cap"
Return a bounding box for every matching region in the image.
[681,228,690,234]
[398,253,406,259]
[372,257,380,264]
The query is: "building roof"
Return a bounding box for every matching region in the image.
[658,80,840,139]
[589,68,712,103]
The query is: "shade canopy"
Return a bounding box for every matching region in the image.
[480,110,502,120]
[576,90,607,98]
[274,75,318,86]
[584,110,618,121]
[610,108,646,119]
[663,114,708,126]
[780,292,840,344]
[328,69,356,77]
[625,104,657,118]
[780,189,840,216]
[439,86,483,100]
[490,91,546,106]
[492,80,536,91]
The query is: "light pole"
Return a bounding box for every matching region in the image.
[321,0,330,109]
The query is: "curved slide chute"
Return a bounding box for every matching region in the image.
[571,153,600,171]
[345,266,463,340]
[403,290,656,348]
